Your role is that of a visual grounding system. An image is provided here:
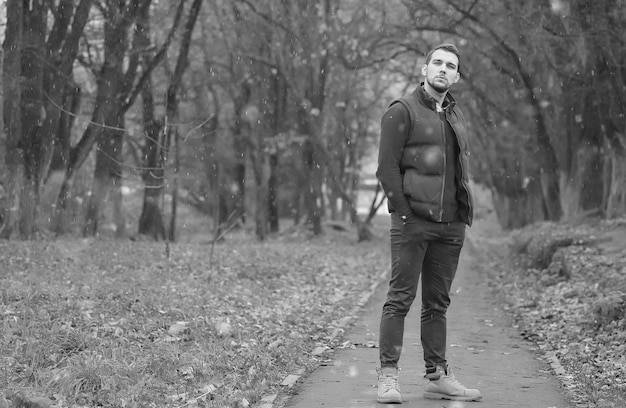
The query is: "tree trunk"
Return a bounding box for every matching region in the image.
[197,146,235,239]
[233,82,252,225]
[168,128,179,242]
[137,106,169,241]
[268,153,279,232]
[267,70,288,233]
[111,177,126,238]
[43,0,93,179]
[554,75,603,220]
[596,78,626,220]
[136,0,202,241]
[83,176,106,236]
[489,169,546,230]
[136,4,166,240]
[82,1,135,237]
[56,3,129,235]
[364,183,387,224]
[571,0,626,218]
[292,167,304,225]
[84,120,124,236]
[137,117,167,240]
[559,143,604,220]
[53,0,176,236]
[18,0,47,238]
[343,101,361,222]
[255,172,268,240]
[1,0,24,238]
[528,91,562,222]
[298,99,323,236]
[199,112,230,236]
[324,154,372,242]
[295,0,331,236]
[49,85,81,172]
[606,149,626,218]
[242,105,268,241]
[301,136,322,235]
[233,143,247,224]
[253,150,269,240]
[0,38,3,154]
[53,124,99,234]
[138,193,166,240]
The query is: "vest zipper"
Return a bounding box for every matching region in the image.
[439,114,446,222]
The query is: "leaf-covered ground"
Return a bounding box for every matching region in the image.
[2,215,626,408]
[480,217,626,408]
[0,224,390,407]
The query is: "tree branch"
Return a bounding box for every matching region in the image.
[121,0,188,112]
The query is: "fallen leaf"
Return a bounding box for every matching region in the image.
[216,318,232,337]
[168,321,190,336]
[312,346,329,356]
[281,374,300,386]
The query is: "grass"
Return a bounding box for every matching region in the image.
[495,218,626,408]
[0,220,390,407]
[3,206,625,408]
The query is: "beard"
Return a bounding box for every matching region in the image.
[427,76,451,93]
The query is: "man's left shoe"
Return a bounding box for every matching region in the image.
[423,366,482,401]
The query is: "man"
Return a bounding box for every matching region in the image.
[375,43,481,403]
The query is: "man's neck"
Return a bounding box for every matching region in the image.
[423,82,447,106]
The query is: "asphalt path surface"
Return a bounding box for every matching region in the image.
[282,217,571,408]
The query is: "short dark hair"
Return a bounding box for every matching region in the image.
[425,43,462,76]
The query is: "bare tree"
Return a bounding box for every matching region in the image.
[53,0,187,236]
[136,0,203,241]
[572,0,626,218]
[1,0,23,238]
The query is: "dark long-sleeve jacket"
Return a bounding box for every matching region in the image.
[376,84,474,226]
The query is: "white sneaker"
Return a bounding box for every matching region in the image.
[423,366,481,401]
[377,367,402,404]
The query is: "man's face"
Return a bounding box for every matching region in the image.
[422,49,460,93]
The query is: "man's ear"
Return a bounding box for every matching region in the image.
[421,65,427,77]
[453,72,460,83]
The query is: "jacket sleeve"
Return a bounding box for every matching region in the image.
[375,102,413,217]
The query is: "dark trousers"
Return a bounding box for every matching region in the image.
[379,212,466,372]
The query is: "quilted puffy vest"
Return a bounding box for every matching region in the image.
[392,87,474,226]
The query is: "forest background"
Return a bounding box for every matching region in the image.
[0,0,624,241]
[1,1,626,408]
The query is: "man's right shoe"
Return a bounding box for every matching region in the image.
[377,367,402,404]
[423,366,482,401]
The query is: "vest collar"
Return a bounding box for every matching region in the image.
[418,82,457,112]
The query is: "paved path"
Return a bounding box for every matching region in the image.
[282,222,571,408]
